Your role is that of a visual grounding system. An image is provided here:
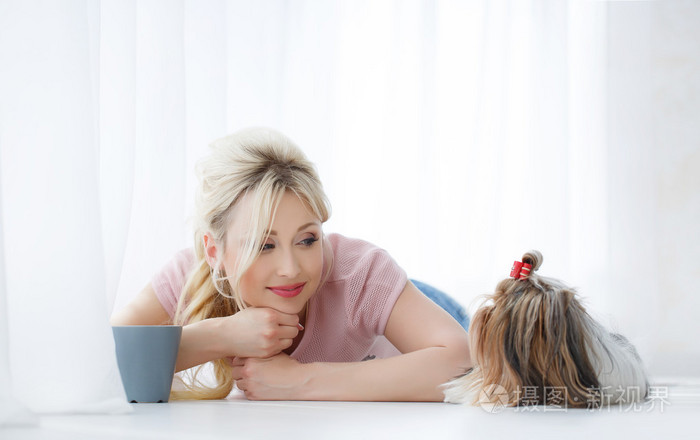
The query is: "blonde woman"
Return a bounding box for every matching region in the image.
[111,128,471,401]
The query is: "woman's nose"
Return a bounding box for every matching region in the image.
[276,247,301,277]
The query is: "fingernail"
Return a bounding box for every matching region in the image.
[297,323,304,331]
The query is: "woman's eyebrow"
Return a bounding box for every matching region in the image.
[267,222,321,236]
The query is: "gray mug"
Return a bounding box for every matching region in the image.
[112,325,182,403]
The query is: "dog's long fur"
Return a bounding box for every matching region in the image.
[443,251,648,408]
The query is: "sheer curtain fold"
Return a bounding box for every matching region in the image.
[111,0,190,313]
[0,0,129,416]
[0,155,37,426]
[100,0,137,314]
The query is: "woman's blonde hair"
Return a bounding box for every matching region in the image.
[171,127,331,400]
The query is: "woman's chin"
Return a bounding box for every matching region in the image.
[263,301,304,316]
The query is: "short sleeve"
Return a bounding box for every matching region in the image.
[352,248,407,335]
[328,235,408,336]
[151,248,196,319]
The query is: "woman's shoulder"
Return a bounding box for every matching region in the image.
[326,232,384,253]
[326,233,386,263]
[153,247,196,286]
[163,247,196,273]
[151,247,196,318]
[325,233,402,282]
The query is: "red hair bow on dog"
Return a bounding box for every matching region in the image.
[510,261,532,280]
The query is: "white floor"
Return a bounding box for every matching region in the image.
[3,380,699,440]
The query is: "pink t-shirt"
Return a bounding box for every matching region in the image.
[151,233,407,362]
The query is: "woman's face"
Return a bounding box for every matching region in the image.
[223,190,324,316]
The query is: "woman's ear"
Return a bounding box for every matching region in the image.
[202,233,219,268]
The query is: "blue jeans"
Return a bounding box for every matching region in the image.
[410,279,470,331]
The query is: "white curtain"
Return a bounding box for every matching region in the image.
[0,151,37,425]
[0,0,130,417]
[1,0,696,420]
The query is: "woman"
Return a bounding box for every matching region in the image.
[111,127,471,401]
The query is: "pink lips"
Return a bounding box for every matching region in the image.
[267,282,306,298]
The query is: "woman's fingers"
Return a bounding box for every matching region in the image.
[225,356,243,367]
[220,307,302,358]
[230,356,245,367]
[273,309,301,328]
[235,379,248,392]
[277,324,299,340]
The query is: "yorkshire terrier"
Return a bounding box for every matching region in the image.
[444,251,648,408]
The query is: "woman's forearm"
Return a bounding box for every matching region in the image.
[300,346,469,401]
[232,288,473,402]
[175,318,226,372]
[175,307,303,372]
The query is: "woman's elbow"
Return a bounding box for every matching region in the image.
[441,332,473,377]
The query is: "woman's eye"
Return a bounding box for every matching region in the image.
[261,243,275,251]
[299,236,318,247]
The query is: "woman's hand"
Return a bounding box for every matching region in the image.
[217,307,301,359]
[230,354,309,400]
[175,307,300,372]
